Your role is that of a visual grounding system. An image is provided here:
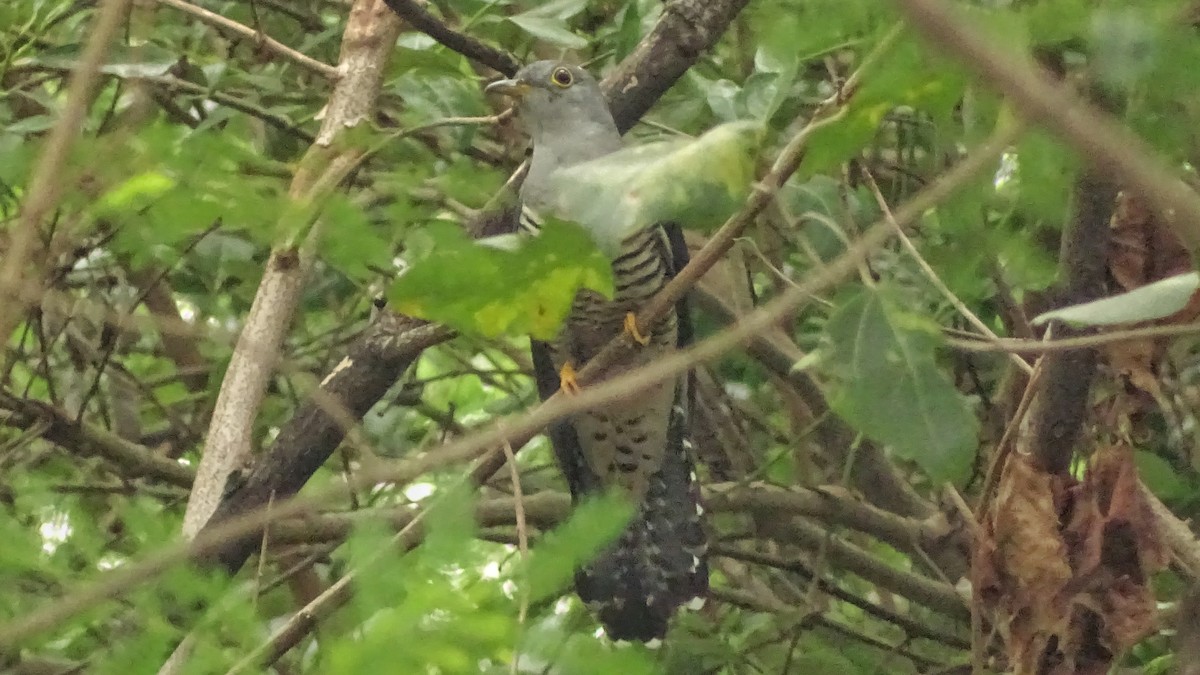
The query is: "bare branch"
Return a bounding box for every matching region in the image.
[0,392,195,488]
[1027,167,1116,475]
[380,0,520,76]
[155,0,339,79]
[602,0,753,133]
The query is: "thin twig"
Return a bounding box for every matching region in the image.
[0,0,134,352]
[946,322,1200,354]
[894,0,1200,252]
[503,437,528,675]
[976,358,1045,512]
[155,0,339,79]
[945,486,989,674]
[224,509,432,674]
[860,165,1033,376]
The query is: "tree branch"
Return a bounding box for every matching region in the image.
[600,0,752,131]
[203,314,451,571]
[183,0,401,539]
[155,0,339,79]
[1027,166,1116,474]
[380,0,520,76]
[0,392,195,488]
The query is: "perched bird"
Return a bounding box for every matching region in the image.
[487,61,708,643]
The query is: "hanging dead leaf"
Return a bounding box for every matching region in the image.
[1102,191,1198,441]
[1057,446,1164,670]
[985,454,1073,674]
[1072,444,1170,578]
[981,446,1167,674]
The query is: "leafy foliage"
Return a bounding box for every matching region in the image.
[3,0,1200,672]
[824,287,978,484]
[388,219,613,340]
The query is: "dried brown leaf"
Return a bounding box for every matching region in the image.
[983,447,1166,673]
[991,455,1073,605]
[986,454,1073,674]
[1104,191,1200,400]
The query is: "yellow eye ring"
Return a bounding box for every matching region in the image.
[550,67,573,88]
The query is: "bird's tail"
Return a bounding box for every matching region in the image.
[574,402,708,643]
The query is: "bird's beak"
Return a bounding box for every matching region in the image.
[486,77,531,99]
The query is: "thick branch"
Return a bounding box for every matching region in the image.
[1028,168,1116,474]
[602,0,752,133]
[184,0,402,538]
[203,315,451,571]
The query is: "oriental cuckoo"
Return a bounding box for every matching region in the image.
[487,61,708,642]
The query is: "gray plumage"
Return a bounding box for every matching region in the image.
[487,61,708,642]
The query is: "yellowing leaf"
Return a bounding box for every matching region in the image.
[388,220,612,340]
[95,171,176,214]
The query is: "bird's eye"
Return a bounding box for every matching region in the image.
[550,67,573,88]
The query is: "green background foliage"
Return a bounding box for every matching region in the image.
[3,0,1199,672]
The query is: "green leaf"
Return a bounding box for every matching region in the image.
[318,194,394,281]
[517,491,633,603]
[93,171,176,215]
[507,15,588,49]
[801,34,966,177]
[1134,451,1190,501]
[825,287,977,484]
[546,121,763,255]
[387,219,613,340]
[1032,272,1199,327]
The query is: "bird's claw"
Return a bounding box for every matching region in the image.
[559,361,582,395]
[624,312,650,346]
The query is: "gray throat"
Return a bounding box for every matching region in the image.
[522,121,622,208]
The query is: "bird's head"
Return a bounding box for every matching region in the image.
[486,61,618,148]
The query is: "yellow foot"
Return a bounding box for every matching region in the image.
[624,312,650,346]
[559,361,582,396]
